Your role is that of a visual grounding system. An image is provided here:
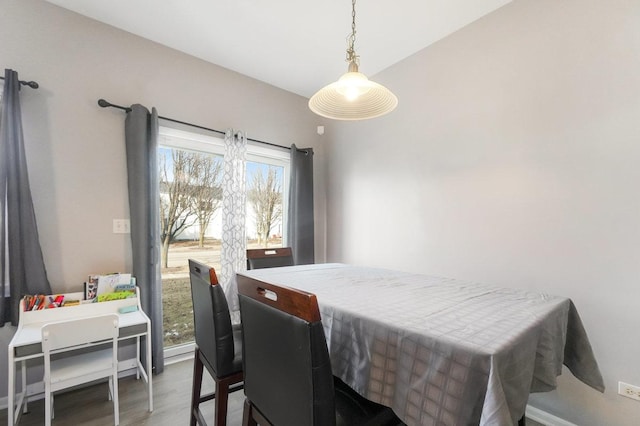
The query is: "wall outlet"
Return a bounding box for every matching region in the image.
[113,219,131,234]
[618,382,640,401]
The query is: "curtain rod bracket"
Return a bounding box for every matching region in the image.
[0,76,39,89]
[98,98,131,112]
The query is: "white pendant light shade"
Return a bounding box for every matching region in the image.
[309,70,398,120]
[308,0,398,121]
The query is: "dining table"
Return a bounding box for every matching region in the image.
[237,263,604,426]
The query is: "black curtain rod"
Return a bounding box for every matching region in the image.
[97,98,307,154]
[0,76,39,89]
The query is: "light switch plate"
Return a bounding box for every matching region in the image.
[113,219,130,234]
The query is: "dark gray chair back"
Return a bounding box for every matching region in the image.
[246,247,294,270]
[189,260,243,426]
[189,259,238,376]
[238,276,335,425]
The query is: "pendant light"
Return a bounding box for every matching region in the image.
[309,0,398,121]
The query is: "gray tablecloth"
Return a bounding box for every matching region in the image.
[239,263,603,426]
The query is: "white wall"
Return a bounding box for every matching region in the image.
[325,0,640,424]
[0,0,326,399]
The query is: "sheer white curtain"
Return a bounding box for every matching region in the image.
[220,129,247,320]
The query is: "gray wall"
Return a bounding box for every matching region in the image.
[0,0,326,400]
[325,0,640,424]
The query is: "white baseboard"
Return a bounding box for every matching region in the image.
[0,357,141,411]
[526,405,577,426]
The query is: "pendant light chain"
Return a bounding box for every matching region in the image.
[346,0,359,66]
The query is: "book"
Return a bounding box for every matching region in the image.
[115,282,136,291]
[94,273,132,296]
[24,294,64,311]
[26,295,36,311]
[53,295,64,307]
[84,281,98,300]
[97,290,136,302]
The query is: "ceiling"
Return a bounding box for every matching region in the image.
[44,0,512,98]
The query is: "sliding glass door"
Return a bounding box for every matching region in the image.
[158,127,289,353]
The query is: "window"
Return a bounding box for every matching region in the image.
[158,126,290,355]
[246,145,289,250]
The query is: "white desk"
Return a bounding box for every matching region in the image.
[239,264,604,426]
[7,288,153,425]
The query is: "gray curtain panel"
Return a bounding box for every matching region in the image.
[0,69,51,326]
[124,104,164,373]
[286,145,314,265]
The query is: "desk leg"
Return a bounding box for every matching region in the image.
[146,324,153,412]
[136,336,141,380]
[21,361,27,414]
[8,348,14,426]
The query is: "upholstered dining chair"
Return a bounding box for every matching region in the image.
[41,314,120,426]
[237,275,402,426]
[245,247,294,270]
[189,259,243,426]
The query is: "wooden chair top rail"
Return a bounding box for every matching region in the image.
[246,247,292,260]
[237,275,320,323]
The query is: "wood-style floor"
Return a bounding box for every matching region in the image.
[1,358,545,425]
[0,358,245,426]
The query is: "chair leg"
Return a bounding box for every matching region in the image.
[190,347,205,426]
[242,399,257,426]
[214,379,230,426]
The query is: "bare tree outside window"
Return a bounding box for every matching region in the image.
[159,149,196,268]
[188,155,223,247]
[247,166,282,247]
[159,149,223,267]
